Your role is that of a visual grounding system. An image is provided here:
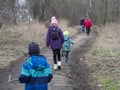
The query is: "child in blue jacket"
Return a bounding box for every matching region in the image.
[18,42,52,90]
[62,31,75,65]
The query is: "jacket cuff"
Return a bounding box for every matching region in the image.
[18,74,31,83]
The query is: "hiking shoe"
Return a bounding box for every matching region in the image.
[58,65,61,69]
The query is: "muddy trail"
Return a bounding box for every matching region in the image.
[0,30,98,90]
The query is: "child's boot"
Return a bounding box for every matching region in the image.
[57,61,61,69]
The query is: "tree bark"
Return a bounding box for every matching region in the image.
[103,0,108,25]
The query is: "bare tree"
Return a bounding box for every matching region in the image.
[103,0,108,25]
[0,0,120,25]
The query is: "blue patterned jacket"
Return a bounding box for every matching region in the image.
[62,35,74,51]
[18,55,52,90]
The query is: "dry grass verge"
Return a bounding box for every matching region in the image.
[85,23,120,90]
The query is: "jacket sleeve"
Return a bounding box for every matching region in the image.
[48,66,53,83]
[46,27,50,46]
[90,20,92,27]
[70,39,75,44]
[68,36,74,44]
[18,63,31,83]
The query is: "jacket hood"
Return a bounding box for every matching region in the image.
[64,35,69,41]
[30,55,48,71]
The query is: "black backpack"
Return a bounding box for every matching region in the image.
[50,28,59,40]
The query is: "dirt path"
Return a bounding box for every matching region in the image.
[0,29,98,90]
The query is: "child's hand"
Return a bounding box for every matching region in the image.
[73,42,76,44]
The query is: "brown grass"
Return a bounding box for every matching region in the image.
[85,23,120,89]
[95,23,120,49]
[0,20,79,68]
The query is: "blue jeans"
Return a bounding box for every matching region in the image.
[81,25,85,32]
[62,50,69,65]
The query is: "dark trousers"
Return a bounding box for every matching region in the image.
[52,49,61,64]
[86,27,91,35]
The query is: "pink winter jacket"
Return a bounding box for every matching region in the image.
[84,19,92,28]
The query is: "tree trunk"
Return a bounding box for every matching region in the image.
[103,0,108,25]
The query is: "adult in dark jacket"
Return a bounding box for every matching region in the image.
[18,42,52,90]
[46,16,64,70]
[80,18,85,32]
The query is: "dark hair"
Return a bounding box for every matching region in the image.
[28,42,40,55]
